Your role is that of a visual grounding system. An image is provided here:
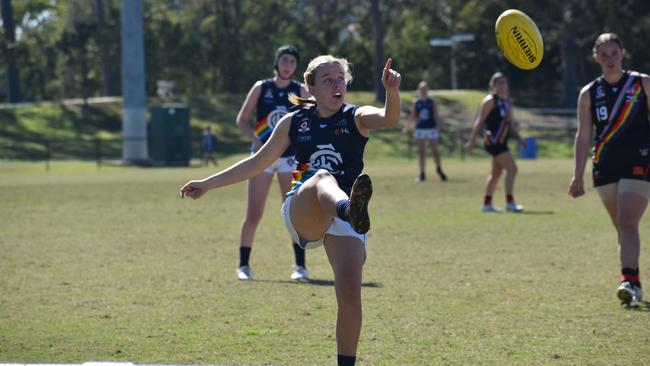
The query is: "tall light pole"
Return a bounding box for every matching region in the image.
[429,33,475,90]
[121,0,148,163]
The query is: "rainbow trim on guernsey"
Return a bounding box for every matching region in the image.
[594,75,642,164]
[254,117,272,140]
[485,99,511,145]
[288,163,316,196]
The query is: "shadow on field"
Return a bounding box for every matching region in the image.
[438,178,468,183]
[256,279,383,288]
[519,210,555,215]
[624,301,650,312]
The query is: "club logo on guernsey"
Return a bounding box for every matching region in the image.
[298,120,310,133]
[596,85,605,99]
[626,87,639,102]
[310,144,343,175]
[267,106,288,129]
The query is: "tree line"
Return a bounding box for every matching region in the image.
[2,0,650,107]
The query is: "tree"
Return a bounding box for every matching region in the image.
[1,0,21,102]
[6,0,650,103]
[95,0,118,96]
[370,0,385,102]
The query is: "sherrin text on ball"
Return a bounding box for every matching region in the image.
[495,9,543,70]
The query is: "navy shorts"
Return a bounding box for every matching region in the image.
[484,143,509,157]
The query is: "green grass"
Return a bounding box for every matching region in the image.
[1,157,648,365]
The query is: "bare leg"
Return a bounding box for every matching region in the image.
[429,139,442,168]
[600,199,619,232]
[289,169,349,241]
[485,157,503,197]
[240,172,274,247]
[278,171,305,269]
[277,171,293,199]
[323,235,365,357]
[416,139,426,177]
[617,192,648,269]
[494,151,518,196]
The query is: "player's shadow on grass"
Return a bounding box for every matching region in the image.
[519,210,555,215]
[624,301,650,312]
[440,178,467,183]
[257,278,383,288]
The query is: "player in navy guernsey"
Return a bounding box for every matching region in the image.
[404,80,447,182]
[466,72,527,213]
[181,55,402,366]
[234,45,311,281]
[569,33,650,305]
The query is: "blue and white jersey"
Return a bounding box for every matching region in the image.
[414,98,436,129]
[254,78,302,157]
[288,104,368,196]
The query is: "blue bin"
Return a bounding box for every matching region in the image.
[519,137,537,159]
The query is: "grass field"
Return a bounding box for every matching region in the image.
[1,156,649,365]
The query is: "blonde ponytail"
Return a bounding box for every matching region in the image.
[288,93,317,107]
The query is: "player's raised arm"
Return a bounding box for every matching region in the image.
[355,58,402,134]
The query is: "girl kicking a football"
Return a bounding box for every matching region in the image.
[465,72,527,212]
[569,33,650,305]
[181,56,402,366]
[234,45,311,281]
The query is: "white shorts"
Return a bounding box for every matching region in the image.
[413,128,439,140]
[596,179,650,201]
[281,193,368,250]
[263,156,295,174]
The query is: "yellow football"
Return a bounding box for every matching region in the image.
[495,9,543,70]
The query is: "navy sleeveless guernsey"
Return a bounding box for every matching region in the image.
[483,94,511,156]
[255,78,303,157]
[287,104,368,196]
[588,71,650,186]
[414,98,436,129]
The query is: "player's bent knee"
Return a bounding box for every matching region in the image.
[314,169,335,180]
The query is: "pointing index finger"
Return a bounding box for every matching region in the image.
[384,58,392,70]
[382,58,392,81]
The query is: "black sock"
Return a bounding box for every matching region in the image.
[506,194,514,203]
[337,354,356,366]
[293,242,305,267]
[436,167,447,180]
[239,246,251,267]
[484,195,492,205]
[336,199,350,221]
